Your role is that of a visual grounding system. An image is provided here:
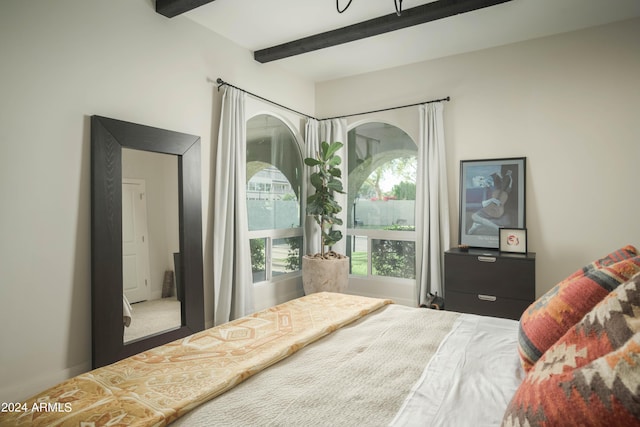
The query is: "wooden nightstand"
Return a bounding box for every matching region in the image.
[444,248,535,320]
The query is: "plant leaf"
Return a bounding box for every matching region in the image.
[327,180,343,192]
[325,230,343,246]
[310,173,323,189]
[328,156,342,167]
[328,167,342,178]
[320,141,330,159]
[325,141,343,158]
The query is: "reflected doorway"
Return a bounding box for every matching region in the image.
[122,148,182,343]
[122,178,151,304]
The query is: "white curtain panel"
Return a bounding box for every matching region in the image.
[304,118,321,256]
[304,118,348,256]
[213,86,254,325]
[416,102,450,304]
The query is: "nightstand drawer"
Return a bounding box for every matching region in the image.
[445,252,535,301]
[446,290,530,320]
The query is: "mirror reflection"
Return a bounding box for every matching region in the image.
[121,148,182,342]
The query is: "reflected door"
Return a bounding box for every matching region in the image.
[122,179,151,303]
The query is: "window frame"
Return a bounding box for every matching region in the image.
[347,228,417,281]
[248,227,303,284]
[345,120,418,283]
[245,112,305,284]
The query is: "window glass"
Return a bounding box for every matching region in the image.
[371,239,416,279]
[347,235,368,276]
[246,114,303,283]
[346,122,417,280]
[250,238,266,282]
[272,237,302,277]
[246,115,302,231]
[347,123,417,231]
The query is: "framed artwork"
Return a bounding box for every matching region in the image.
[499,228,528,254]
[459,157,526,249]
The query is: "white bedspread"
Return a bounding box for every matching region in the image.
[172,307,522,427]
[173,304,459,426]
[390,313,524,427]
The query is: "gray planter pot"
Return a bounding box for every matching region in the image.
[302,255,349,295]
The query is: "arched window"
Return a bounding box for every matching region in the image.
[246,114,303,283]
[346,122,417,280]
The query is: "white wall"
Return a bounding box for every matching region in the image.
[0,0,314,402]
[317,18,640,299]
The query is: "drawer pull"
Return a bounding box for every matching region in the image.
[477,256,497,263]
[478,294,497,302]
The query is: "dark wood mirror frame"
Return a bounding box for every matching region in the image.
[91,115,204,368]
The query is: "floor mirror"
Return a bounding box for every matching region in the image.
[91,115,204,368]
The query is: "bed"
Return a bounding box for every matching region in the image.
[2,246,640,427]
[174,300,522,427]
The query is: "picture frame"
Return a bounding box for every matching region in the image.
[459,157,526,249]
[499,227,528,254]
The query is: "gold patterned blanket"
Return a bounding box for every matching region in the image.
[0,292,392,427]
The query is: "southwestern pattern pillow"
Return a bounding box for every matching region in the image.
[518,247,639,372]
[563,244,638,282]
[503,273,640,427]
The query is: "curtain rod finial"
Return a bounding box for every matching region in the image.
[216,78,226,92]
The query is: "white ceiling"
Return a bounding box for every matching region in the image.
[184,0,640,82]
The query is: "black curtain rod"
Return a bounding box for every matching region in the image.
[214,77,450,121]
[214,78,315,120]
[323,96,450,120]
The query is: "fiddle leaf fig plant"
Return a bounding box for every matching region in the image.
[305,141,345,258]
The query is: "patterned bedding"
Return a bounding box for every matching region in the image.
[0,292,391,427]
[173,305,522,427]
[173,304,463,426]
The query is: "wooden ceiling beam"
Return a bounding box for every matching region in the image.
[254,0,513,63]
[156,0,217,18]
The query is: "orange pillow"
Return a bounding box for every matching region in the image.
[518,246,638,372]
[503,273,640,427]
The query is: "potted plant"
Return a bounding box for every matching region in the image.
[302,141,349,294]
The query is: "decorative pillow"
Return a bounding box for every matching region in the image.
[518,247,639,372]
[563,244,638,282]
[503,273,640,427]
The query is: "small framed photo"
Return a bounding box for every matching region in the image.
[499,228,527,254]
